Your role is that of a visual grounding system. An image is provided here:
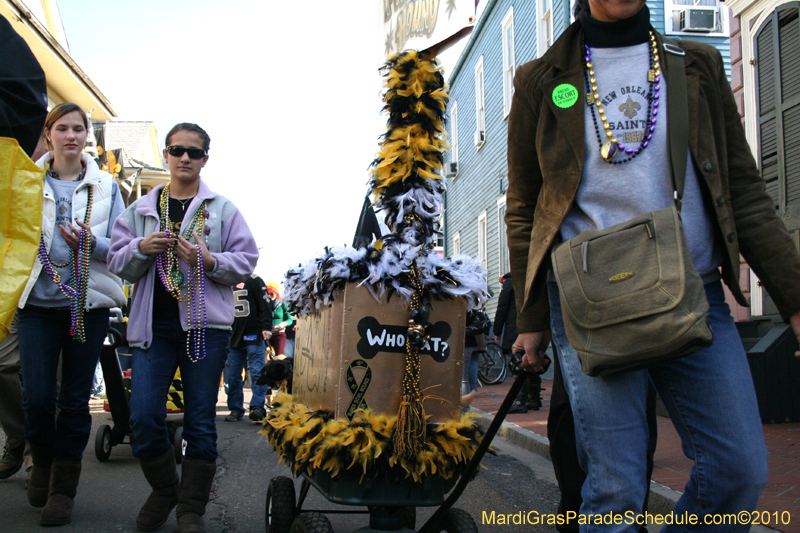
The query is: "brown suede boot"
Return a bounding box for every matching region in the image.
[39,460,81,526]
[137,447,180,531]
[176,459,216,533]
[27,442,53,508]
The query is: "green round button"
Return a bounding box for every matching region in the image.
[552,84,579,108]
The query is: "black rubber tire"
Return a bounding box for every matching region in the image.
[432,508,479,533]
[477,342,507,385]
[289,513,334,533]
[173,426,184,465]
[266,476,296,533]
[95,425,112,462]
[402,506,416,529]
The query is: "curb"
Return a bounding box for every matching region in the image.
[472,408,777,533]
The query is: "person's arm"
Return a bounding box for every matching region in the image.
[254,277,272,337]
[283,304,293,328]
[92,181,125,262]
[204,206,259,287]
[506,63,552,372]
[707,48,800,354]
[506,63,550,336]
[493,284,511,338]
[0,16,47,157]
[107,206,155,283]
[273,302,292,330]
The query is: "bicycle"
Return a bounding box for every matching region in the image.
[477,341,507,385]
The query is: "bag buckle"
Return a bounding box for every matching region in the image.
[663,43,686,56]
[674,190,683,211]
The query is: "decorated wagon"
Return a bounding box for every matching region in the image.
[258,49,532,533]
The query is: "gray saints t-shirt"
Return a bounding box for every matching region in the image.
[559,43,722,280]
[29,176,82,307]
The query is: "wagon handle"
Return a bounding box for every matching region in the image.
[418,359,532,533]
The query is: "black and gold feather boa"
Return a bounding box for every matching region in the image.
[260,394,484,483]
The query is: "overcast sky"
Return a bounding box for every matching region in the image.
[58,0,473,288]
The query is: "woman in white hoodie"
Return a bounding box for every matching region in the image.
[16,103,125,527]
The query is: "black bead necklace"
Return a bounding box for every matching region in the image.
[583,31,661,164]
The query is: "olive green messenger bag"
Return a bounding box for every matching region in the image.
[551,39,713,377]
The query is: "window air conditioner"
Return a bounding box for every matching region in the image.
[474,130,485,147]
[677,6,716,32]
[446,161,458,178]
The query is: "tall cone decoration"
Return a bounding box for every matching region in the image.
[369,50,449,459]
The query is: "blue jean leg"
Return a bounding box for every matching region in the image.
[18,306,109,461]
[652,282,767,532]
[178,329,228,461]
[130,320,229,462]
[225,347,246,416]
[462,347,479,393]
[245,342,268,410]
[225,342,268,414]
[284,338,295,359]
[549,281,767,532]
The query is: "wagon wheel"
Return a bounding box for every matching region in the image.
[289,512,333,533]
[402,506,416,529]
[431,508,478,533]
[265,476,296,533]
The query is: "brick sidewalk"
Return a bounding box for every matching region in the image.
[471,377,800,533]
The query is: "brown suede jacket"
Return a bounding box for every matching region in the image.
[506,21,800,333]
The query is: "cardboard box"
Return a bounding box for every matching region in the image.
[293,282,466,423]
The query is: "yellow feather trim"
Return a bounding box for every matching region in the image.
[260,396,484,483]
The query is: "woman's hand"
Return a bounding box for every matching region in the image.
[59,220,95,251]
[138,232,175,255]
[513,331,552,373]
[177,231,215,271]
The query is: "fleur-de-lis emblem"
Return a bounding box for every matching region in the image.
[619,96,641,119]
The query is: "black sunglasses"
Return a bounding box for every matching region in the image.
[166,145,206,159]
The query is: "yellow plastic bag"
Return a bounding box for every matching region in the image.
[0,137,43,342]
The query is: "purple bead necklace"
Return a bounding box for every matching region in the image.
[583,31,661,164]
[37,185,94,342]
[155,184,209,362]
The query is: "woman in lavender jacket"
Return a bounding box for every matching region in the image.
[107,123,257,533]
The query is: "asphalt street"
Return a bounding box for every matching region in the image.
[0,395,563,533]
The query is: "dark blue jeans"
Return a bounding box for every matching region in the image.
[18,305,109,461]
[130,320,229,462]
[224,341,268,415]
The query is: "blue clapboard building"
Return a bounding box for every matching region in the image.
[442,0,731,317]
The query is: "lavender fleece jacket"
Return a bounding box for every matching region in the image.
[107,181,258,349]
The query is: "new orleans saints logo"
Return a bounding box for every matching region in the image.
[619,96,641,119]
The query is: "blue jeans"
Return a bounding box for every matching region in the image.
[463,346,478,393]
[130,319,229,462]
[224,341,268,415]
[284,338,295,359]
[17,306,109,461]
[549,281,767,532]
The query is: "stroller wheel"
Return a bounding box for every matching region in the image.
[289,512,333,533]
[266,476,296,533]
[173,426,185,464]
[431,508,478,533]
[95,425,112,462]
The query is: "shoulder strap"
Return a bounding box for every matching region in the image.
[663,37,688,210]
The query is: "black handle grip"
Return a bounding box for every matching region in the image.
[509,352,551,375]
